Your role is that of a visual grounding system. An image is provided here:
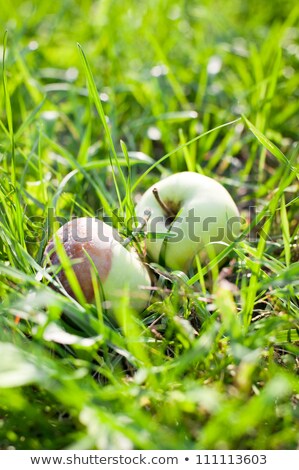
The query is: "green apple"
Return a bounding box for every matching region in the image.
[135,171,240,271]
[44,217,151,312]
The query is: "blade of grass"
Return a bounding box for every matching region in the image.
[280,194,291,267]
[77,43,126,213]
[132,118,241,190]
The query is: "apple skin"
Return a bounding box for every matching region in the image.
[135,172,240,271]
[44,218,151,313]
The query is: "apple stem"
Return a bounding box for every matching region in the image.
[152,188,174,217]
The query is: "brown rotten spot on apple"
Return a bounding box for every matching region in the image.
[44,218,113,303]
[44,217,152,313]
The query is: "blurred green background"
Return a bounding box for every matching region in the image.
[1,0,298,154]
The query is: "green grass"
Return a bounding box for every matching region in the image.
[0,0,299,450]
